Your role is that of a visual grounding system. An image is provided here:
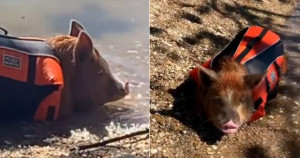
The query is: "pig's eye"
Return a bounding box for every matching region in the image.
[240,97,246,103]
[213,96,223,105]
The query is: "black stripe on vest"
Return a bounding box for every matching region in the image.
[274,61,281,77]
[265,78,270,93]
[235,28,268,63]
[254,97,263,110]
[27,56,37,84]
[211,27,248,69]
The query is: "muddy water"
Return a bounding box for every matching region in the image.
[0,0,149,145]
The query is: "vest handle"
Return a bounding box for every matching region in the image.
[0,27,8,35]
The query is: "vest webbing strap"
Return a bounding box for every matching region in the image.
[274,61,281,77]
[265,78,270,93]
[254,97,263,110]
[0,27,8,35]
[27,56,37,84]
[235,28,268,63]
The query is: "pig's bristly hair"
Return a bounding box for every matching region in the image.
[47,35,77,64]
[215,58,248,92]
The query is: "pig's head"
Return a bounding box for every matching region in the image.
[56,20,129,109]
[197,59,265,134]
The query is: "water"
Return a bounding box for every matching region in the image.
[0,0,149,145]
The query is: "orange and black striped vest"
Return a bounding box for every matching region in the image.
[0,30,63,121]
[190,26,285,121]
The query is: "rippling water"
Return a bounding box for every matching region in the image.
[0,0,149,126]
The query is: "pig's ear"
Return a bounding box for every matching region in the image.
[73,31,93,63]
[197,64,218,86]
[244,73,266,89]
[69,19,86,37]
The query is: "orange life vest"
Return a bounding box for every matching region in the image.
[190,26,285,121]
[0,32,64,121]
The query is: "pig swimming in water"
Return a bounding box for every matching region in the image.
[48,20,129,118]
[0,20,128,121]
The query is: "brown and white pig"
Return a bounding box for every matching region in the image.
[195,58,265,134]
[47,20,129,118]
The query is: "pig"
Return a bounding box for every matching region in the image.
[195,57,265,134]
[47,20,129,118]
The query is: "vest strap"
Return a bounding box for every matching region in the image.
[254,97,263,110]
[274,61,281,78]
[27,56,37,84]
[235,28,268,63]
[0,27,8,35]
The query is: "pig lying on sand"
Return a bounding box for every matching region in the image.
[170,26,287,134]
[47,20,129,118]
[195,58,267,134]
[171,56,286,134]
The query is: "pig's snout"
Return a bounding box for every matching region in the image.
[220,120,238,134]
[110,80,130,102]
[117,80,129,95]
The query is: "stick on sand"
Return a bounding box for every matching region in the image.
[71,128,149,151]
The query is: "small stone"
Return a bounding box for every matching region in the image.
[212,145,217,150]
[282,96,287,100]
[81,153,88,157]
[294,101,300,106]
[207,147,212,152]
[183,130,187,134]
[152,118,157,123]
[151,149,158,154]
[291,114,296,117]
[269,115,274,119]
[279,108,284,113]
[159,133,165,137]
[293,121,299,125]
[207,151,214,155]
[131,152,136,155]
